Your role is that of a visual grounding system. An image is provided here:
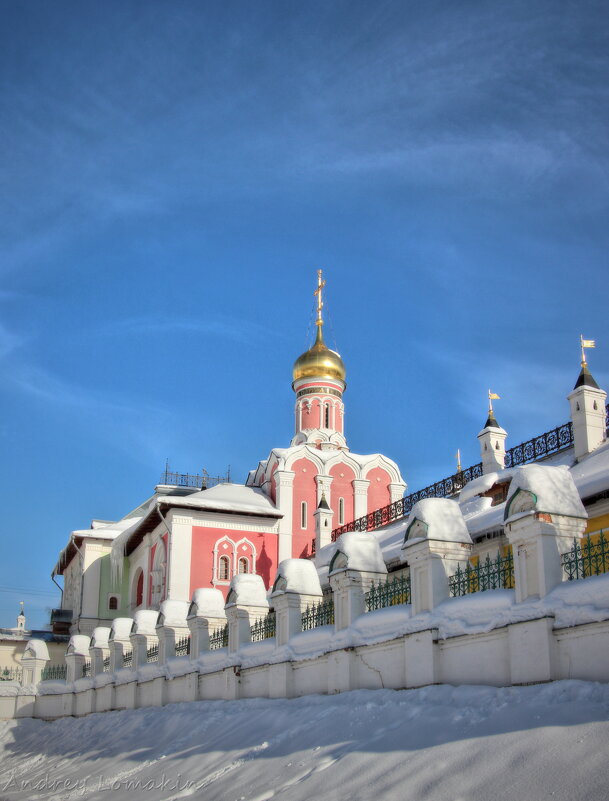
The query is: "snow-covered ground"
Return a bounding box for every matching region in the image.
[1,681,609,801]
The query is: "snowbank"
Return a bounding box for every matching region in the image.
[2,682,609,801]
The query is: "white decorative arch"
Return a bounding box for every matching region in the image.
[234,537,257,575]
[362,454,404,485]
[150,539,167,607]
[213,535,236,585]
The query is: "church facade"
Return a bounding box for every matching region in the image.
[53,272,405,634]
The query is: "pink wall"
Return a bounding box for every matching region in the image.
[190,526,278,600]
[366,466,391,517]
[329,462,355,527]
[291,457,318,558]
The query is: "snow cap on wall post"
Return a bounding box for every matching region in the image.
[90,627,111,649]
[225,573,269,608]
[403,498,472,546]
[67,634,92,656]
[109,617,134,641]
[130,609,159,636]
[272,558,323,596]
[156,600,190,629]
[328,531,387,575]
[188,588,227,619]
[504,464,587,523]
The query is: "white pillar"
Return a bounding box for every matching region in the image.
[352,479,370,520]
[275,470,295,563]
[20,640,49,686]
[404,539,472,615]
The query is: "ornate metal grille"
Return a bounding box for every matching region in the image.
[0,667,23,682]
[365,574,411,611]
[158,467,231,489]
[82,660,92,677]
[331,463,483,542]
[504,422,573,468]
[449,551,515,597]
[175,636,190,657]
[562,532,609,581]
[301,597,335,630]
[41,664,67,682]
[209,624,229,650]
[102,656,111,673]
[146,644,159,663]
[250,611,276,642]
[122,650,133,668]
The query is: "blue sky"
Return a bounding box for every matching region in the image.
[1,0,608,628]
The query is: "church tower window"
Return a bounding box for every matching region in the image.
[301,501,307,529]
[238,557,249,574]
[339,497,345,525]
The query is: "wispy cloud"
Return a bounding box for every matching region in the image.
[101,313,272,343]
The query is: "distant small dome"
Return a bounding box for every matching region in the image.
[293,326,346,384]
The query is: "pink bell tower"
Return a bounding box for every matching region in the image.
[291,271,348,451]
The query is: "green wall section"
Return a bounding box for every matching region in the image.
[98,555,130,619]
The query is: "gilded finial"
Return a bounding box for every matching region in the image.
[488,389,500,414]
[314,269,326,329]
[456,449,462,473]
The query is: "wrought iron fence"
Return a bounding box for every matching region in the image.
[504,422,573,468]
[41,664,67,682]
[175,636,190,657]
[102,656,110,673]
[365,574,411,611]
[146,644,159,663]
[0,667,22,682]
[449,551,515,597]
[209,624,229,650]
[122,650,133,668]
[301,597,335,630]
[82,660,91,678]
[250,611,276,642]
[562,532,609,581]
[159,467,230,489]
[331,463,483,542]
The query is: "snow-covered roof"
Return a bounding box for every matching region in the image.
[188,588,227,619]
[404,498,472,545]
[272,559,323,596]
[157,483,282,519]
[571,440,609,500]
[505,464,587,522]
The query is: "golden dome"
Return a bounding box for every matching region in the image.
[293,325,346,384]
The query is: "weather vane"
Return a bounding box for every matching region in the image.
[580,335,596,366]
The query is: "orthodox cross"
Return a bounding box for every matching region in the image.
[314,269,326,327]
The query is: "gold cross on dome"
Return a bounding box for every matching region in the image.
[314,269,326,326]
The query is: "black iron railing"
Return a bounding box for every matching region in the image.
[365,574,411,611]
[504,422,573,468]
[41,664,67,682]
[159,466,231,490]
[0,667,23,682]
[449,551,514,597]
[331,463,483,542]
[209,624,229,650]
[146,644,159,663]
[82,660,91,678]
[562,532,609,581]
[122,650,133,668]
[102,656,110,673]
[250,611,276,642]
[175,636,190,657]
[301,597,334,630]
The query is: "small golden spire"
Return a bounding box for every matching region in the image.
[456,449,462,473]
[580,335,596,367]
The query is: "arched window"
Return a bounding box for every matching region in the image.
[219,555,230,581]
[108,595,118,611]
[324,404,330,428]
[135,571,144,608]
[339,497,345,525]
[301,501,307,529]
[238,557,249,574]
